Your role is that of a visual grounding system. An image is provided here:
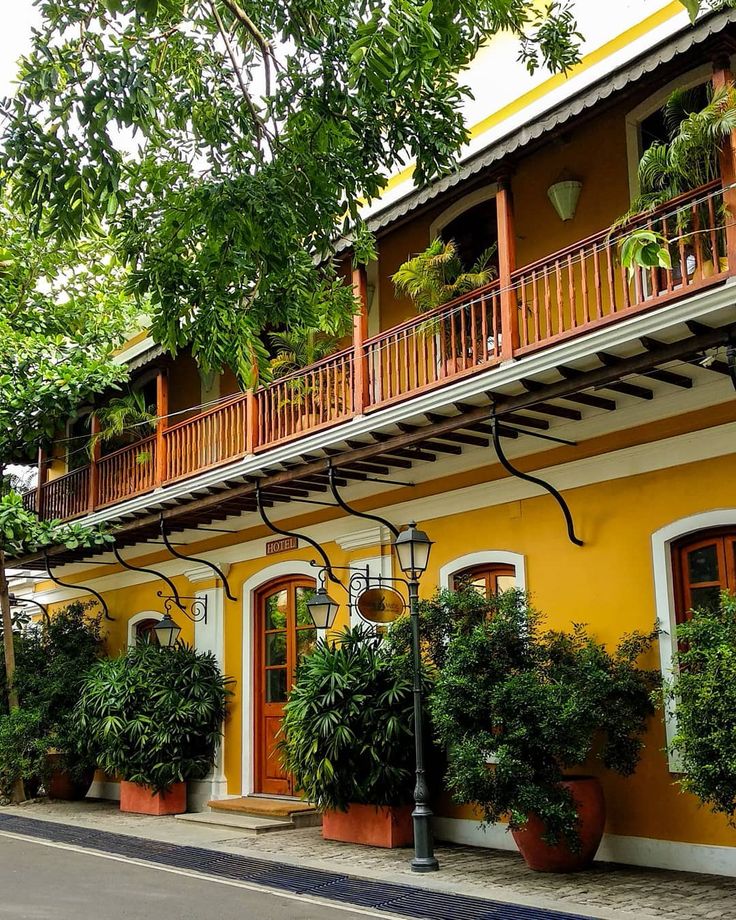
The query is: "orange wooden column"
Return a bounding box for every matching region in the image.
[352,265,369,413]
[155,368,169,486]
[36,446,48,518]
[246,387,259,453]
[87,415,100,512]
[713,54,736,271]
[496,174,519,361]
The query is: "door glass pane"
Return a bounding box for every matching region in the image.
[690,585,722,613]
[295,587,313,626]
[265,591,288,630]
[496,575,516,593]
[266,632,287,666]
[688,545,719,584]
[266,668,288,702]
[296,628,317,660]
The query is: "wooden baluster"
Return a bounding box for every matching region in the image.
[543,267,552,336]
[692,199,704,283]
[647,218,658,298]
[88,414,100,512]
[567,253,576,328]
[531,271,540,343]
[155,368,169,486]
[593,245,603,319]
[555,259,564,334]
[519,276,528,347]
[480,293,489,361]
[580,248,590,324]
[713,55,736,273]
[707,195,721,272]
[352,266,369,413]
[605,242,616,316]
[496,175,518,360]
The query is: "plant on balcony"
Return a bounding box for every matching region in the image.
[393,239,497,373]
[269,328,346,429]
[280,625,416,846]
[75,643,231,815]
[430,590,660,871]
[618,83,736,273]
[667,591,736,822]
[92,390,157,461]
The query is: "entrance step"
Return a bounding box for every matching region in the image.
[175,811,295,835]
[207,796,322,829]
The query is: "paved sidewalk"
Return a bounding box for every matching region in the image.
[2,800,736,920]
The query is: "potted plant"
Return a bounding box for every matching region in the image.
[667,591,736,820]
[392,238,497,376]
[280,626,416,847]
[1,601,104,800]
[430,589,660,871]
[269,327,346,432]
[75,643,231,815]
[618,83,736,276]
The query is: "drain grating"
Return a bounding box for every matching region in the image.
[0,814,591,920]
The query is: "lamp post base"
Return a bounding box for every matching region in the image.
[411,855,440,873]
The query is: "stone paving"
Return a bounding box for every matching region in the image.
[3,800,736,920]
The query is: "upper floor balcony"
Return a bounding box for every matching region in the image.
[22,177,735,524]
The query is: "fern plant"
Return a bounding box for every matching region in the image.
[269,327,345,413]
[392,238,497,314]
[90,390,157,457]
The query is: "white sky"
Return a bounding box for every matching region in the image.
[1,3,42,98]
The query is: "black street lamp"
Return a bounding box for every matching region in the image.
[393,522,439,873]
[153,613,182,648]
[306,584,340,630]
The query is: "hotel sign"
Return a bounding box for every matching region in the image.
[356,587,405,624]
[265,536,298,555]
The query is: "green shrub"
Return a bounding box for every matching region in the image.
[280,626,415,811]
[75,643,231,792]
[430,590,660,846]
[0,709,48,801]
[669,592,736,820]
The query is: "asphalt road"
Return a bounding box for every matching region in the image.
[0,836,393,920]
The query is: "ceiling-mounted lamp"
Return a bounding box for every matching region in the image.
[547,176,583,222]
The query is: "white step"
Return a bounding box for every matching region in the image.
[175,811,295,835]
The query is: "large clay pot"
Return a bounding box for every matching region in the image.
[119,780,187,816]
[46,753,95,801]
[322,803,413,848]
[511,776,605,872]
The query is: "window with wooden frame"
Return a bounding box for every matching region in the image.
[672,528,736,623]
[451,563,516,600]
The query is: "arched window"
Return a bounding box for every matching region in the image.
[127,611,163,647]
[672,528,736,622]
[451,562,516,600]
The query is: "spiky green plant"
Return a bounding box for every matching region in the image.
[392,238,497,314]
[269,328,344,379]
[90,390,156,454]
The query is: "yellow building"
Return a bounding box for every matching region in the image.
[11,1,736,875]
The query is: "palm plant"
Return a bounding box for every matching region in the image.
[617,83,736,274]
[269,327,345,416]
[90,389,157,455]
[392,238,497,314]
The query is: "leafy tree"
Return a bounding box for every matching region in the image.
[2,0,586,385]
[680,0,736,22]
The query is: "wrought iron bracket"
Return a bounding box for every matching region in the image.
[157,591,208,623]
[43,551,114,620]
[158,515,237,602]
[490,415,584,547]
[8,593,49,625]
[113,544,184,609]
[328,465,401,539]
[255,483,343,587]
[310,561,409,623]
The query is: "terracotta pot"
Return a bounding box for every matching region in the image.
[119,780,187,816]
[511,776,605,872]
[46,753,95,801]
[322,803,413,848]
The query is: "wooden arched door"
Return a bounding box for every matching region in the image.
[254,576,317,796]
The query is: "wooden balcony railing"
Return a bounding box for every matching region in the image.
[25,181,732,521]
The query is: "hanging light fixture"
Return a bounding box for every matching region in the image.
[153,613,182,648]
[393,522,433,580]
[547,177,583,222]
[306,586,340,630]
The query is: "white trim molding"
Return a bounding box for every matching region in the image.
[651,509,736,771]
[240,561,317,797]
[126,611,163,648]
[439,550,526,591]
[434,817,736,876]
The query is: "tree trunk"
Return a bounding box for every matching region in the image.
[0,548,26,802]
